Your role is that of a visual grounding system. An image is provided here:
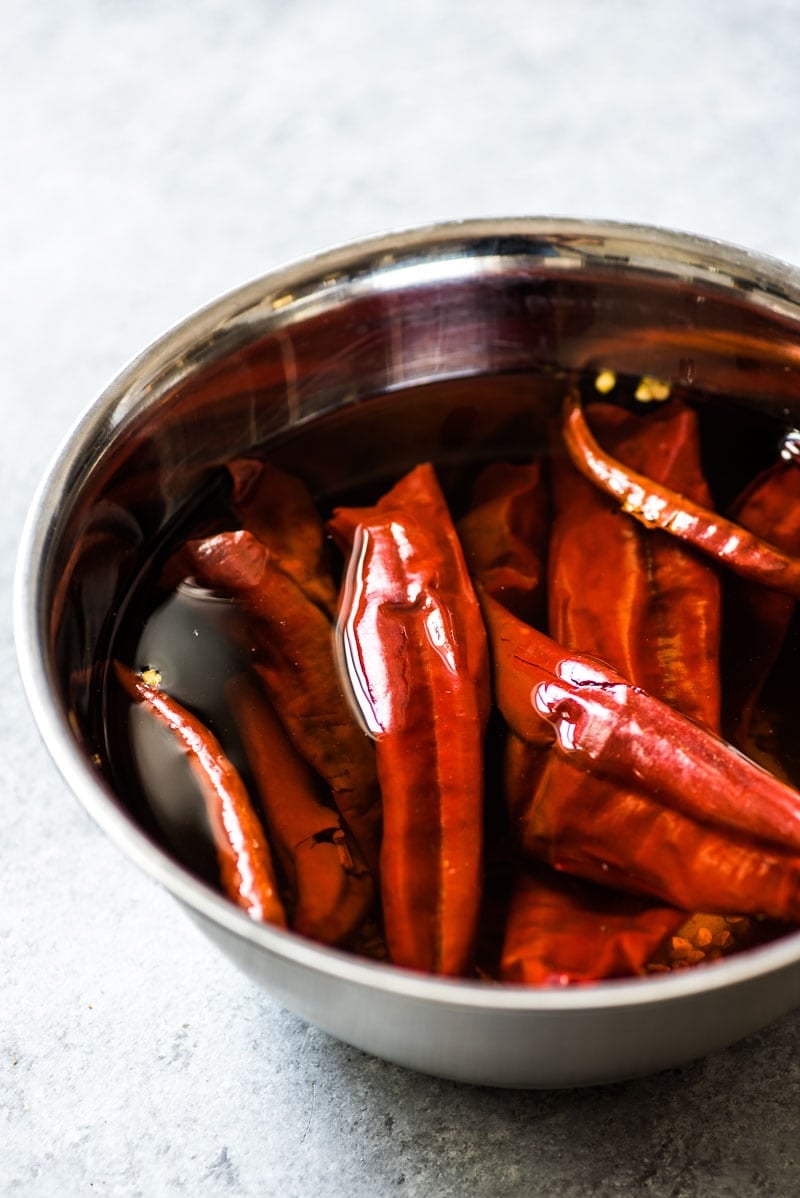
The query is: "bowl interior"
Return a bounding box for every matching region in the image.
[19,219,800,1032]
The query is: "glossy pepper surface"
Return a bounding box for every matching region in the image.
[227,671,374,946]
[459,460,693,983]
[481,592,800,921]
[330,463,490,976]
[562,391,800,598]
[551,398,722,729]
[182,528,382,875]
[115,663,286,926]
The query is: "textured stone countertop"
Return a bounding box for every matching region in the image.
[5,3,800,1194]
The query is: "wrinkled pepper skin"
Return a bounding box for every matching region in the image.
[500,866,686,986]
[551,399,722,730]
[226,672,374,946]
[182,529,382,876]
[115,663,286,926]
[562,391,800,599]
[724,457,800,753]
[481,593,800,921]
[330,463,490,976]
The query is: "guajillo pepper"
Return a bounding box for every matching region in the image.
[562,391,800,598]
[115,663,286,926]
[329,463,490,976]
[500,865,686,986]
[550,395,732,973]
[481,592,800,921]
[227,459,338,616]
[457,461,551,830]
[458,461,693,983]
[226,671,373,946]
[550,398,722,729]
[182,529,382,876]
[457,461,550,626]
[458,463,554,980]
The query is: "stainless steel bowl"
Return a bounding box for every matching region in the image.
[16,217,800,1088]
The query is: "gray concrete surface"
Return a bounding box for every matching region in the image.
[4,2,800,1194]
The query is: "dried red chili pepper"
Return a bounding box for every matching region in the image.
[115,663,286,926]
[458,460,692,983]
[723,453,800,754]
[551,398,784,968]
[456,459,553,818]
[226,671,373,946]
[181,529,382,876]
[562,391,800,598]
[329,463,490,976]
[457,461,549,626]
[481,592,800,921]
[227,459,338,616]
[550,398,722,729]
[500,865,686,986]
